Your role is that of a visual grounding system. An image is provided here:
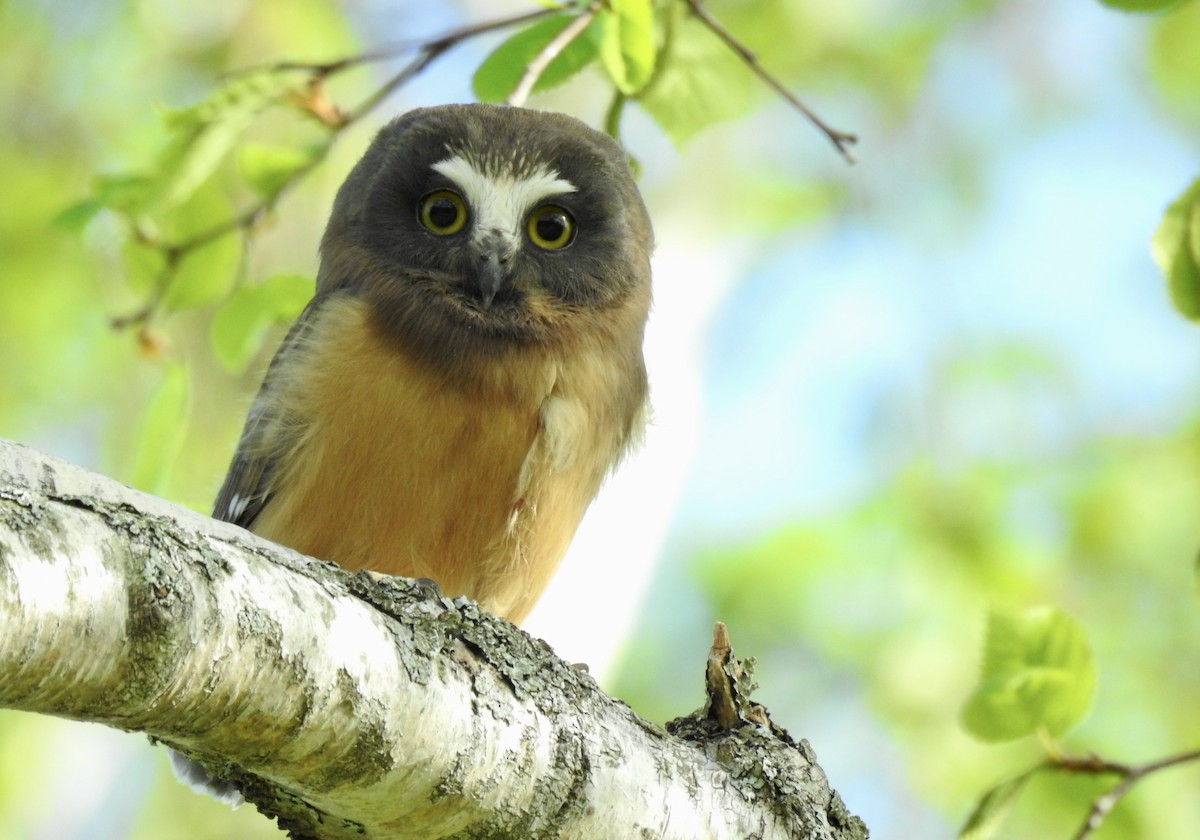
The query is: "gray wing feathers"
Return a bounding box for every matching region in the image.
[211,296,324,528]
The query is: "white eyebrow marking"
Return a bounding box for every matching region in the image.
[432,155,576,250]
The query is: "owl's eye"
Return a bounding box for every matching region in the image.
[419,190,467,235]
[527,205,575,250]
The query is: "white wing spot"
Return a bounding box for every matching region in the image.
[227,494,249,520]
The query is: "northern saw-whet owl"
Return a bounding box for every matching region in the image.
[174,102,653,803]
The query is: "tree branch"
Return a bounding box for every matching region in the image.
[682,0,858,163]
[1063,749,1200,840]
[0,439,866,840]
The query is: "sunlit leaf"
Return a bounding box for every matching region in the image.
[473,14,600,102]
[210,274,314,374]
[128,363,190,495]
[168,237,241,311]
[148,70,300,213]
[1194,548,1200,604]
[957,770,1036,840]
[1150,177,1200,320]
[51,198,103,232]
[84,173,157,216]
[1098,0,1188,10]
[961,607,1096,742]
[162,185,242,311]
[237,142,323,199]
[598,0,656,94]
[1192,184,1200,268]
[64,72,303,227]
[121,238,169,300]
[118,185,241,311]
[638,14,757,146]
[1148,2,1200,125]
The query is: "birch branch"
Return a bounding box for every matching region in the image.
[0,439,866,840]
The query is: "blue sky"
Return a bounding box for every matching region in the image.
[681,3,1199,537]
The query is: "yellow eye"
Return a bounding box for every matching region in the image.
[419,190,467,235]
[527,205,575,250]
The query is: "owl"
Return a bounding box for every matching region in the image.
[171,102,652,804]
[214,103,653,624]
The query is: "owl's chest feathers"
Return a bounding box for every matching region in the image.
[254,295,636,621]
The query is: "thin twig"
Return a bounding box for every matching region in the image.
[110,241,178,330]
[507,1,602,108]
[345,5,572,123]
[110,142,331,329]
[1068,748,1200,840]
[681,0,858,164]
[242,3,576,78]
[112,5,578,329]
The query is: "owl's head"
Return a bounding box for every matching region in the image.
[318,104,653,362]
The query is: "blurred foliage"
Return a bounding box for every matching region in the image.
[960,606,1096,743]
[472,14,601,102]
[1148,0,1200,126]
[2,0,1200,838]
[1100,0,1193,12]
[619,419,1200,838]
[1154,177,1200,320]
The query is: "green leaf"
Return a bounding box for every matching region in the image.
[64,72,300,226]
[1191,185,1200,268]
[210,274,314,374]
[1151,177,1200,320]
[52,198,103,232]
[121,238,169,300]
[119,183,242,311]
[163,185,242,311]
[1148,3,1200,127]
[598,0,656,94]
[961,606,1096,742]
[957,770,1036,840]
[168,238,241,312]
[141,69,301,216]
[84,173,157,217]
[237,142,323,199]
[1194,547,1200,603]
[638,14,757,146]
[472,14,600,102]
[60,71,304,226]
[1098,0,1188,10]
[128,363,191,496]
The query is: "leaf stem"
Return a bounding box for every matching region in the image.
[602,90,626,140]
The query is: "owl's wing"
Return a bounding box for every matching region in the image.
[212,295,323,528]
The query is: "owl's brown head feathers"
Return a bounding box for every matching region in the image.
[317,104,652,373]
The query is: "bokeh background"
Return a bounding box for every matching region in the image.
[2,0,1199,837]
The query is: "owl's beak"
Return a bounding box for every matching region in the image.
[475,239,514,310]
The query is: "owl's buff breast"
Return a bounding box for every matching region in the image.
[249,294,626,622]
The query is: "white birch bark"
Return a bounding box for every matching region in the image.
[0,439,866,840]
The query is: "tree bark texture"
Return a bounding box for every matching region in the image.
[0,439,867,839]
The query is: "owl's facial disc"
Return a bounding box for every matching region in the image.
[430,155,576,309]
